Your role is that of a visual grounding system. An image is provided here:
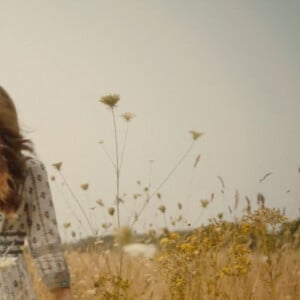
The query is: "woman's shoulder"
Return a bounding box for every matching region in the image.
[24,156,47,173]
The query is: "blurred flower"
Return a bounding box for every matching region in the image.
[177,215,183,222]
[158,205,166,214]
[71,231,76,238]
[52,162,62,171]
[157,193,161,199]
[115,226,132,247]
[100,94,120,108]
[177,202,182,210]
[96,198,104,206]
[116,196,123,204]
[101,222,111,230]
[200,199,209,208]
[121,112,135,122]
[98,140,104,145]
[63,222,71,229]
[189,130,204,141]
[50,176,55,181]
[133,193,141,200]
[80,183,89,191]
[108,207,115,216]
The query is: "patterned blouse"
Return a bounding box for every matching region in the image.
[0,157,70,300]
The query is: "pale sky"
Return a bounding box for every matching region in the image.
[1,1,299,238]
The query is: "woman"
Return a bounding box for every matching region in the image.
[0,86,73,299]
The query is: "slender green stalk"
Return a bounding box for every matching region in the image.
[111,108,121,228]
[119,123,129,171]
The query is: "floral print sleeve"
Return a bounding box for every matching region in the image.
[25,159,70,289]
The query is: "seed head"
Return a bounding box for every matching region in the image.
[80,183,89,191]
[217,213,223,219]
[63,222,71,229]
[121,112,135,122]
[101,222,111,230]
[108,207,115,216]
[158,205,166,214]
[200,199,209,208]
[189,130,204,141]
[100,94,120,108]
[52,162,63,171]
[96,198,104,206]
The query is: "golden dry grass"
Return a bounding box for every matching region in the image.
[26,240,300,299]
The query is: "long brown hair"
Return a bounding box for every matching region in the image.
[0,86,34,214]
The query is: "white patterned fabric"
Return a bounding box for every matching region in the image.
[0,157,70,300]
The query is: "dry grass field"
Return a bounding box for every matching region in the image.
[26,208,300,300]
